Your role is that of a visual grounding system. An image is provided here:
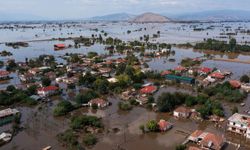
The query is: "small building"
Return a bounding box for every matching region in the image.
[88,98,109,108]
[107,77,118,83]
[0,71,10,80]
[0,132,12,142]
[227,113,250,139]
[158,119,173,132]
[165,74,195,84]
[173,106,191,118]
[37,86,59,97]
[187,130,225,150]
[140,85,157,94]
[0,108,19,126]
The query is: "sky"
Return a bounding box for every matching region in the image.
[0,0,250,20]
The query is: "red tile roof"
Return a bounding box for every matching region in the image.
[0,71,10,77]
[174,106,191,114]
[37,86,59,92]
[161,70,171,76]
[158,119,172,131]
[140,85,157,94]
[200,132,224,150]
[54,44,66,48]
[229,80,241,88]
[209,72,225,79]
[198,67,212,74]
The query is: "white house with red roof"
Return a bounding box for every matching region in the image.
[198,67,212,75]
[37,85,59,97]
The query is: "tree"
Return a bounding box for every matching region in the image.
[148,96,155,104]
[41,77,51,86]
[93,78,109,94]
[229,38,237,51]
[75,90,98,104]
[83,134,97,146]
[231,106,238,114]
[78,71,96,87]
[240,75,250,83]
[146,120,158,132]
[53,101,74,116]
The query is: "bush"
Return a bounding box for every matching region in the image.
[83,134,97,146]
[118,102,133,111]
[75,90,98,104]
[53,101,74,116]
[70,115,102,130]
[57,129,78,148]
[146,120,159,132]
[240,75,250,83]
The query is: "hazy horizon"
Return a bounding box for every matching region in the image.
[1,0,250,20]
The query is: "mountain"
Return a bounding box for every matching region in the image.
[174,10,250,21]
[131,12,171,23]
[88,13,135,21]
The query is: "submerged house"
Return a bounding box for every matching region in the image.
[158,119,173,132]
[54,44,66,50]
[173,106,191,118]
[88,98,109,108]
[0,108,19,126]
[187,130,225,150]
[165,74,195,84]
[227,113,250,139]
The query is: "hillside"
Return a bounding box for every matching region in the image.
[88,13,135,21]
[131,12,171,23]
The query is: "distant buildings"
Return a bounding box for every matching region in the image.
[227,113,250,139]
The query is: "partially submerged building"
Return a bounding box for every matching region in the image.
[0,108,19,126]
[227,113,250,139]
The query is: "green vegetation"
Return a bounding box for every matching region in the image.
[75,90,98,104]
[240,74,250,83]
[53,101,75,116]
[146,120,159,132]
[83,134,97,146]
[57,129,79,149]
[0,85,37,106]
[156,91,224,119]
[203,81,247,102]
[70,115,102,130]
[87,52,98,58]
[194,38,250,52]
[181,58,201,67]
[41,77,51,86]
[118,102,133,111]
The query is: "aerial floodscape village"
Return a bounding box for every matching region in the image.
[0,10,250,150]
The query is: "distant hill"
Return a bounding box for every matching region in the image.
[131,12,171,23]
[174,10,250,21]
[88,13,135,21]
